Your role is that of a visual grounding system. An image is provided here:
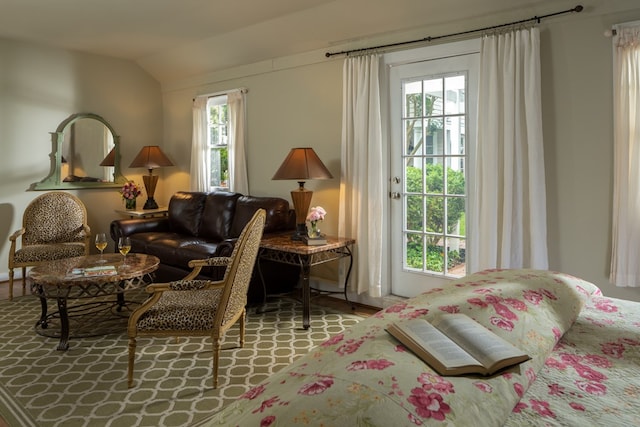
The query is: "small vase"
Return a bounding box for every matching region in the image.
[125,198,137,210]
[307,222,321,238]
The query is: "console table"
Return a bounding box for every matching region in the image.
[258,233,355,329]
[29,253,159,350]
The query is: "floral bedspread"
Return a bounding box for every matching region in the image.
[199,269,605,427]
[505,294,640,426]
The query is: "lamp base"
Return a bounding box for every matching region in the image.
[143,197,159,210]
[291,223,307,240]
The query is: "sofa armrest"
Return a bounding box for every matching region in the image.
[110,217,171,242]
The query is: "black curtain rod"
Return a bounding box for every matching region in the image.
[325,4,583,58]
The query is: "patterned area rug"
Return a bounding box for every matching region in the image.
[0,293,362,427]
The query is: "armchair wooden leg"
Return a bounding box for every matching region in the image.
[212,336,222,389]
[128,337,137,388]
[8,268,14,301]
[21,267,26,297]
[240,308,246,348]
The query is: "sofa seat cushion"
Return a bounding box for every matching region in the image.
[130,233,223,269]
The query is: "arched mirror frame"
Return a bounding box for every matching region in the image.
[33,113,127,190]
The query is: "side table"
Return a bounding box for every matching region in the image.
[115,207,168,219]
[258,233,355,329]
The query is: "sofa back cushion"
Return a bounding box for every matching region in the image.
[230,196,291,238]
[199,192,242,240]
[168,192,208,236]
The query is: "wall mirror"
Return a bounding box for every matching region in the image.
[33,113,127,190]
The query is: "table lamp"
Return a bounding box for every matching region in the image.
[99,148,115,166]
[272,147,333,240]
[129,145,174,210]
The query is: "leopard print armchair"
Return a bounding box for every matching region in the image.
[127,209,266,389]
[8,191,91,300]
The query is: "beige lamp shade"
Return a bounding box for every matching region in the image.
[129,146,174,209]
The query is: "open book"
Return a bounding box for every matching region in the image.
[386,314,530,376]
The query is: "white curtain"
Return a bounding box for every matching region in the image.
[610,24,640,287]
[468,27,548,272]
[339,55,384,297]
[190,96,209,191]
[227,91,249,194]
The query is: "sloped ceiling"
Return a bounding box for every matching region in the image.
[0,0,585,84]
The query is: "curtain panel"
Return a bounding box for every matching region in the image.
[190,96,209,192]
[468,27,549,272]
[339,55,384,297]
[228,91,249,194]
[610,24,640,287]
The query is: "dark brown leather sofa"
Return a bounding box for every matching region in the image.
[110,191,298,302]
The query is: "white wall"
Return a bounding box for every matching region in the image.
[159,1,640,304]
[0,38,163,281]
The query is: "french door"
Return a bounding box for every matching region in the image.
[389,50,478,298]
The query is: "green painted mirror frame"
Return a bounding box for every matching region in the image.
[33,113,127,190]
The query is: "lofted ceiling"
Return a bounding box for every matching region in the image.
[0,0,579,84]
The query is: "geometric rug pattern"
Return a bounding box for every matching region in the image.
[0,294,362,427]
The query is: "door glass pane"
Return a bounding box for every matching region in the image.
[446,237,466,277]
[425,118,444,155]
[406,195,423,231]
[404,119,422,155]
[445,75,465,115]
[405,233,424,269]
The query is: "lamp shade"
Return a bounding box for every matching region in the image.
[99,148,115,166]
[129,146,174,170]
[272,148,333,181]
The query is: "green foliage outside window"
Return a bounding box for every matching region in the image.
[405,164,465,272]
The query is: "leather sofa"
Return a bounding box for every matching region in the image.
[110,191,298,302]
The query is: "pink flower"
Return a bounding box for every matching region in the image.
[523,290,544,304]
[569,402,586,411]
[407,388,451,421]
[474,382,493,393]
[594,300,618,313]
[513,382,525,397]
[489,316,514,331]
[601,342,625,358]
[298,377,334,396]
[530,399,555,417]
[120,181,141,200]
[321,333,344,347]
[417,373,454,394]
[242,384,266,400]
[260,416,276,427]
[438,305,460,314]
[346,359,395,371]
[575,380,607,395]
[548,383,565,396]
[512,402,528,413]
[306,206,326,222]
[252,396,280,414]
[336,339,363,355]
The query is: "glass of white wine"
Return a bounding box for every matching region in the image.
[118,237,131,265]
[95,233,107,263]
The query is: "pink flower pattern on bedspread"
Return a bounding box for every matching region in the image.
[505,295,640,426]
[200,269,640,427]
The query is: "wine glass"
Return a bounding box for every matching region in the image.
[118,237,131,265]
[95,233,107,262]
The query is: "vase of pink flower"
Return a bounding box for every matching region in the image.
[120,181,141,210]
[306,206,326,238]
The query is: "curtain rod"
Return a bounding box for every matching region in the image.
[193,87,248,102]
[325,4,583,58]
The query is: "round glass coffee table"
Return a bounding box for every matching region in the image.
[29,253,159,350]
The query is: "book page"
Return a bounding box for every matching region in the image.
[399,319,481,369]
[432,314,528,370]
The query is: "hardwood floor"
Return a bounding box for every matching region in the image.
[0,279,379,317]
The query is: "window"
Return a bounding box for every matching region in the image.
[207,95,229,189]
